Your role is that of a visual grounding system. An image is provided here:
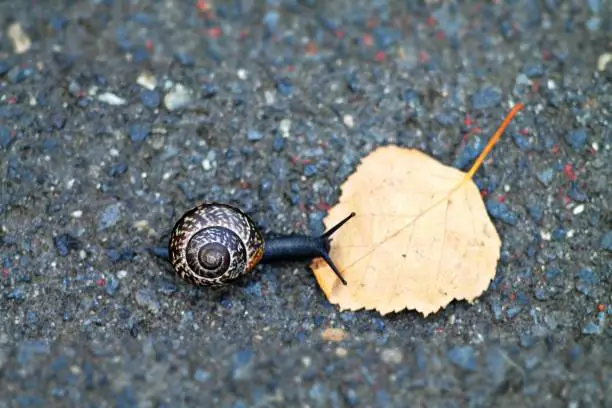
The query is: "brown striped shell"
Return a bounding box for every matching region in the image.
[168,203,264,286]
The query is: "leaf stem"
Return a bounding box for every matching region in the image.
[464,103,525,181]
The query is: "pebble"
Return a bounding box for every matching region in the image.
[512,133,532,150]
[201,82,218,98]
[157,281,177,295]
[98,92,127,106]
[536,168,555,186]
[0,59,11,76]
[522,63,544,78]
[105,278,120,297]
[471,86,502,110]
[139,89,161,109]
[17,340,50,365]
[304,164,317,177]
[564,128,588,151]
[107,248,136,263]
[262,10,280,35]
[247,129,263,141]
[586,17,601,32]
[486,199,518,225]
[108,162,128,177]
[98,203,122,230]
[575,268,599,296]
[53,233,80,257]
[343,114,355,128]
[174,52,195,67]
[506,306,522,319]
[272,134,285,151]
[276,78,293,96]
[136,72,157,90]
[527,204,544,223]
[568,182,588,202]
[8,66,34,84]
[573,204,585,215]
[380,348,403,364]
[588,0,601,12]
[8,23,31,54]
[447,346,476,371]
[453,135,486,170]
[129,122,151,143]
[279,118,291,137]
[597,53,612,71]
[582,321,601,335]
[485,348,508,386]
[194,369,210,383]
[164,84,192,111]
[551,227,566,241]
[600,231,612,251]
[135,289,161,314]
[232,348,254,380]
[0,125,12,149]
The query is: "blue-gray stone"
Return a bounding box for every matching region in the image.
[447,346,476,371]
[247,129,263,141]
[472,86,502,110]
[486,200,518,225]
[600,231,612,251]
[564,128,588,151]
[98,203,122,230]
[536,168,555,186]
[129,122,151,142]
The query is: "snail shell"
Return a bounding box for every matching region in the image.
[168,203,264,286]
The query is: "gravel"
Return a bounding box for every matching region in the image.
[1,1,611,407]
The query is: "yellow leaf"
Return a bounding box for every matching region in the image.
[310,103,525,316]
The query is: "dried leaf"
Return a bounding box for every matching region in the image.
[311,104,524,316]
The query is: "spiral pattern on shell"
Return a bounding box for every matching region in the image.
[168,203,264,286]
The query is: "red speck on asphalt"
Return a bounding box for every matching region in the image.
[375,51,385,62]
[426,16,437,26]
[335,29,344,39]
[519,128,530,135]
[7,96,17,104]
[305,41,317,55]
[563,164,577,181]
[96,278,106,287]
[419,51,429,63]
[316,201,331,211]
[145,39,154,50]
[2,268,9,278]
[362,33,373,47]
[197,0,211,12]
[497,194,507,203]
[208,27,221,38]
[464,114,473,128]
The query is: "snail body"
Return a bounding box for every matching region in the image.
[168,202,355,287]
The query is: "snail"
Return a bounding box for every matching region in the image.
[168,202,356,287]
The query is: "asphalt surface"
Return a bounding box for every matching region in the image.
[1,1,611,407]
